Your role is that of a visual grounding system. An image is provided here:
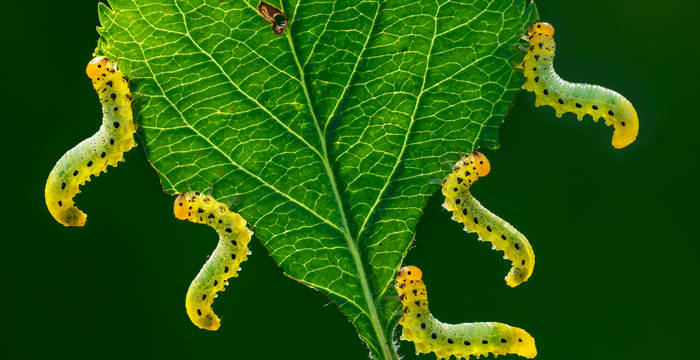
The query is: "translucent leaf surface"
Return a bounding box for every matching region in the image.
[96,1,537,358]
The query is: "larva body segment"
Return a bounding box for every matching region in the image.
[522,22,639,149]
[396,266,537,359]
[441,152,534,287]
[44,57,136,226]
[174,192,253,331]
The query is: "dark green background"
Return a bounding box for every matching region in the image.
[2,0,698,359]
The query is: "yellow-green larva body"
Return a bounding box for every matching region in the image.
[441,152,534,287]
[44,57,136,226]
[396,266,537,359]
[522,22,639,149]
[174,192,253,331]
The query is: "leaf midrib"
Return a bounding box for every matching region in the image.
[279,1,395,359]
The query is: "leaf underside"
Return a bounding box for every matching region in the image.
[96,0,537,359]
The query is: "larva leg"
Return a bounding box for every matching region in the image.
[174,192,253,330]
[396,266,537,359]
[521,22,639,149]
[44,57,136,226]
[441,152,535,287]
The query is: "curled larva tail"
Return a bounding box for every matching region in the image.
[396,266,537,359]
[44,57,136,226]
[441,152,535,287]
[174,192,253,331]
[522,22,639,149]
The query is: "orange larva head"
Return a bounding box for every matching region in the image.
[86,57,110,80]
[472,151,491,177]
[397,266,423,281]
[528,22,554,37]
[173,193,190,220]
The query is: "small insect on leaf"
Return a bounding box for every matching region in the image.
[257,2,288,35]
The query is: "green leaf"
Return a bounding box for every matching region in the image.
[96,0,537,358]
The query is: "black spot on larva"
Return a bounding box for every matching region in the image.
[208,213,215,219]
[97,64,102,68]
[519,338,523,342]
[87,161,93,167]
[515,243,520,250]
[231,240,238,246]
[534,55,539,60]
[621,121,626,126]
[421,323,426,329]
[532,67,536,71]
[543,89,549,95]
[448,338,453,344]
[106,80,113,87]
[414,301,420,306]
[101,152,106,158]
[453,187,458,192]
[501,338,507,343]
[225,227,232,233]
[214,280,218,286]
[522,260,526,265]
[73,170,78,176]
[202,294,206,300]
[455,198,460,204]
[576,103,582,108]
[110,93,116,100]
[400,294,405,300]
[113,107,118,112]
[231,254,236,260]
[224,266,229,273]
[431,333,437,339]
[113,122,120,128]
[592,105,599,110]
[473,217,478,224]
[462,208,467,215]
[416,313,421,318]
[486,225,492,232]
[61,182,66,190]
[464,171,471,176]
[534,76,539,82]
[464,341,471,346]
[197,208,204,213]
[197,309,202,316]
[457,177,463,184]
[482,340,488,344]
[608,110,615,116]
[529,45,534,51]
[58,200,62,207]
[110,138,115,145]
[558,98,564,104]
[413,289,417,295]
[538,42,543,49]
[501,234,506,240]
[218,219,223,224]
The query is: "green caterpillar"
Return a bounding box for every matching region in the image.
[174,192,253,330]
[441,152,535,287]
[396,266,537,359]
[44,56,136,227]
[522,22,639,149]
